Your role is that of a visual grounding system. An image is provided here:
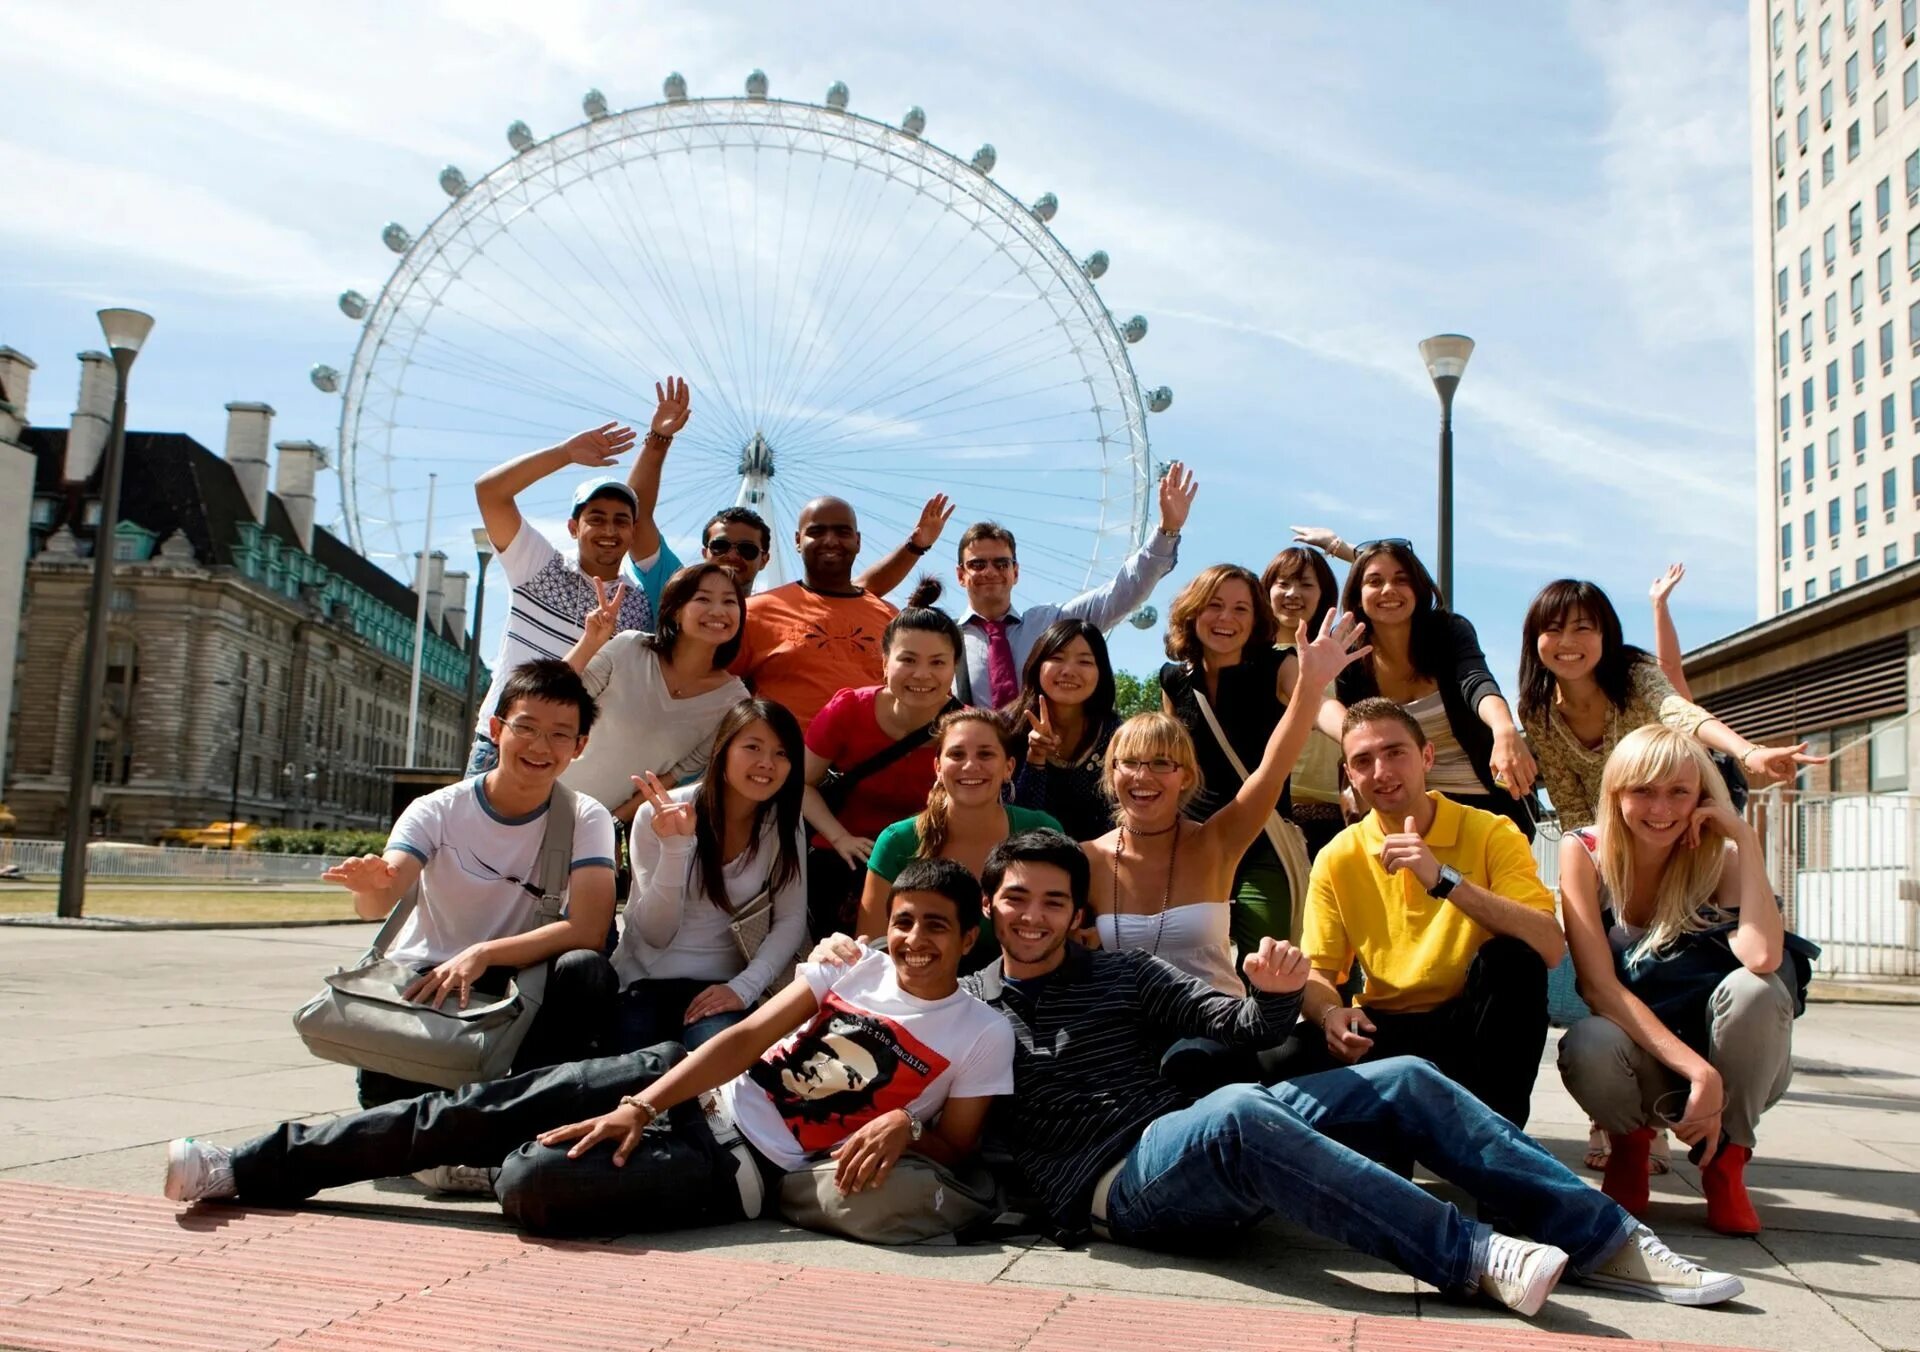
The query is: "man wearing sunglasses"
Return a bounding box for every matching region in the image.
[952,463,1196,707]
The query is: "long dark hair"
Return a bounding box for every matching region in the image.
[880,576,961,659]
[691,697,804,911]
[1005,618,1116,761]
[1339,540,1450,681]
[643,562,747,669]
[1516,579,1651,727]
[1260,546,1340,642]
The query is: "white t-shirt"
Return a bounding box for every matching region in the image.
[723,949,1016,1171]
[560,637,748,808]
[385,777,617,966]
[474,525,657,738]
[612,785,809,1004]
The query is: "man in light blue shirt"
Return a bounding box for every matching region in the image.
[953,463,1196,707]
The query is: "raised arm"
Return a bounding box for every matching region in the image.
[1703,806,1785,974]
[562,579,625,671]
[1448,611,1536,799]
[624,378,691,563]
[475,424,637,553]
[1289,525,1359,564]
[856,494,954,597]
[1649,563,1691,698]
[1277,648,1349,744]
[1056,463,1194,627]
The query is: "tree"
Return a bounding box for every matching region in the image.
[1113,670,1162,720]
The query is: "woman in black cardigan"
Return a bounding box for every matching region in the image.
[1334,540,1538,838]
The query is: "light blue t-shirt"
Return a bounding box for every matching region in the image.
[622,538,683,613]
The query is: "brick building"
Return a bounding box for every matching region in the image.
[3,348,482,840]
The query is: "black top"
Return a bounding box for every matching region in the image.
[966,945,1301,1230]
[1160,645,1292,865]
[1010,714,1121,842]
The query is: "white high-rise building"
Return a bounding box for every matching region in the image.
[1753,0,1920,616]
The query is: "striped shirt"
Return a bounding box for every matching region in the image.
[965,945,1300,1228]
[473,525,654,737]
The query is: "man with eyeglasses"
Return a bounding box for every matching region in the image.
[952,463,1196,708]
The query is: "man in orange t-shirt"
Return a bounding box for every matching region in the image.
[731,497,900,730]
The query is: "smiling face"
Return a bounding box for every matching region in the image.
[704,521,770,585]
[567,497,637,574]
[796,498,860,588]
[1535,605,1604,686]
[675,573,743,648]
[1038,635,1100,709]
[1196,577,1258,660]
[1341,716,1433,822]
[885,889,972,997]
[883,628,957,708]
[1617,761,1705,849]
[1358,556,1418,629]
[488,695,585,786]
[936,720,1011,810]
[1268,561,1322,631]
[1102,715,1198,830]
[958,537,1019,618]
[721,717,790,805]
[990,860,1081,973]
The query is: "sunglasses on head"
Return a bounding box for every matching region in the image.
[1356,537,1415,554]
[705,538,764,562]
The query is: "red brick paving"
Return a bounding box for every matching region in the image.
[0,1181,1755,1352]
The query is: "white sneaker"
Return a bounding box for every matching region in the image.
[1580,1225,1745,1307]
[411,1164,497,1196]
[1478,1231,1569,1317]
[164,1138,236,1202]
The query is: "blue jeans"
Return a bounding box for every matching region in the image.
[465,734,498,779]
[1103,1057,1635,1296]
[613,977,749,1052]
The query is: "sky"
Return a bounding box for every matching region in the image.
[1,0,1758,686]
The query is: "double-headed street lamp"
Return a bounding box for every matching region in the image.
[58,308,154,919]
[461,526,495,739]
[1419,333,1474,606]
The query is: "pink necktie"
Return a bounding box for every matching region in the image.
[983,619,1019,707]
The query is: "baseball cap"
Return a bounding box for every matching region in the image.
[571,477,639,518]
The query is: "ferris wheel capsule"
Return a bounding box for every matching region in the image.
[1129,606,1158,631]
[746,69,769,99]
[1146,386,1173,413]
[901,106,926,137]
[664,72,688,102]
[583,88,608,119]
[826,81,849,109]
[1121,315,1148,343]
[438,166,469,198]
[1082,251,1109,279]
[380,222,412,254]
[507,120,535,153]
[310,364,341,393]
[1031,192,1058,223]
[971,144,997,174]
[338,290,368,320]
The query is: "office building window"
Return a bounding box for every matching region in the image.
[1848,119,1862,160]
[1778,68,1790,112]
[1885,392,1899,439]
[1856,482,1870,528]
[1853,339,1868,383]
[1912,377,1920,423]
[1783,589,1795,610]
[1876,91,1891,135]
[1807,579,1819,602]
[1807,508,1819,547]
[1871,717,1909,791]
[1805,376,1817,420]
[1784,458,1795,497]
[1911,300,1920,347]
[1802,43,1813,87]
[1908,61,1920,106]
[1884,320,1898,367]
[1805,312,1817,350]
[1829,357,1841,401]
[1824,16,1837,61]
[1828,292,1842,333]
[1806,443,1818,483]
[1830,427,1843,473]
[1891,543,1904,570]
[1780,330,1793,369]
[1826,223,1840,268]
[1852,201,1865,248]
[1853,273,1866,319]
[1783,392,1794,435]
[1846,0,1858,31]
[1882,251,1896,297]
[1885,467,1899,512]
[1858,554,1871,581]
[1906,0,1918,40]
[1849,51,1861,97]
[1801,170,1813,207]
[1831,496,1843,537]
[1802,245,1815,291]
[1800,105,1812,149]
[1855,409,1870,455]
[1875,21,1888,70]
[1831,566,1844,592]
[1779,193,1789,230]
[1879,177,1894,222]
[1783,523,1794,560]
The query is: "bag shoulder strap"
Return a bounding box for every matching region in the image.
[1192,689,1253,785]
[533,781,578,925]
[836,698,962,793]
[368,880,421,959]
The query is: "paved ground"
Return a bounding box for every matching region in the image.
[2,924,1917,1351]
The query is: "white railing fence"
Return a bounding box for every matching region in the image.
[0,838,346,885]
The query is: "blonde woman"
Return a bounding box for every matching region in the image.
[1087,611,1366,996]
[1557,726,1798,1236]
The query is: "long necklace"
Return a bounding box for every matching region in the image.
[1112,822,1180,956]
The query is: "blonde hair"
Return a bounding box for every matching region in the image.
[1100,712,1204,820]
[1595,725,1735,959]
[913,709,1013,860]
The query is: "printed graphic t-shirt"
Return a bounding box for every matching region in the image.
[724,949,1016,1171]
[730,583,897,732]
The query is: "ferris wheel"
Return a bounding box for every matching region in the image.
[311,71,1172,601]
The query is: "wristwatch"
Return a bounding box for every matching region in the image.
[901,1107,924,1142]
[1428,865,1463,900]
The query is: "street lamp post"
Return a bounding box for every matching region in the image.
[462,526,494,738]
[1418,333,1475,606]
[57,308,154,919]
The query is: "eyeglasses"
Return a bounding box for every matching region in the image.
[501,719,580,749]
[962,557,1016,574]
[1115,757,1182,775]
[705,538,764,562]
[1355,537,1415,554]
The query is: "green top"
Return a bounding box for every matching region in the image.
[867,805,1064,880]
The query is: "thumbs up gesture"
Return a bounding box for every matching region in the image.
[1379,815,1441,891]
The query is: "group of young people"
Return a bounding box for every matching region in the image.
[161,380,1821,1320]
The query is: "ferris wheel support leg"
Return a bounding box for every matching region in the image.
[736,472,785,589]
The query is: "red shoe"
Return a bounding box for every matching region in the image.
[1601,1127,1655,1218]
[1702,1143,1762,1236]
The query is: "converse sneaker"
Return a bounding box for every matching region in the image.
[1580,1225,1745,1306]
[164,1138,236,1202]
[1478,1232,1569,1317]
[411,1164,498,1196]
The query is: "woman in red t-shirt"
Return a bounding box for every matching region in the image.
[800,579,962,936]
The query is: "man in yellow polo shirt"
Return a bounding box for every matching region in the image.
[1266,698,1565,1128]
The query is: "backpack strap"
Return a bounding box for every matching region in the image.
[533,781,578,925]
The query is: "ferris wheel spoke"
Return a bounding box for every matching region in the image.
[402,337,639,426]
[785,372,1091,465]
[653,149,761,442]
[754,147,858,438]
[788,409,1101,465]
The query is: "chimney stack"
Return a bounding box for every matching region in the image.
[273,438,328,553]
[425,550,448,630]
[443,570,470,643]
[65,351,114,483]
[224,401,275,523]
[0,346,36,446]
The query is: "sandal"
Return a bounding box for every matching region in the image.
[1649,1129,1672,1176]
[1585,1123,1609,1171]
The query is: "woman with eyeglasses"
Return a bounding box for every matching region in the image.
[1260,544,1347,855]
[1082,611,1367,996]
[800,579,963,936]
[611,698,809,1051]
[561,563,750,826]
[857,708,1061,971]
[1333,538,1539,838]
[1005,619,1122,842]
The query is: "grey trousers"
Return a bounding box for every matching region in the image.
[1557,967,1795,1150]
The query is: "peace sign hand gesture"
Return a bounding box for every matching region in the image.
[651,377,692,439]
[633,772,696,839]
[560,422,637,467]
[582,577,625,651]
[1025,697,1061,766]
